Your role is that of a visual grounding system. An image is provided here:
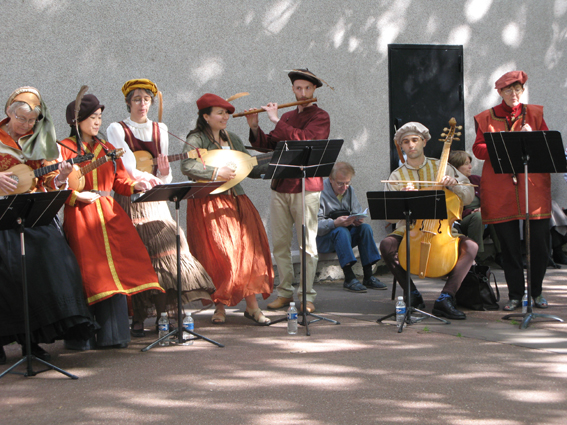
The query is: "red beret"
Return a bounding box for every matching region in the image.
[494,71,528,90]
[196,93,235,114]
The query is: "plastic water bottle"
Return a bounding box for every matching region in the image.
[396,296,406,330]
[181,313,194,346]
[522,290,528,314]
[158,312,170,346]
[287,302,298,335]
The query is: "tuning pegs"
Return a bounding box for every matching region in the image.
[443,127,449,132]
[457,126,463,130]
[453,137,460,141]
[456,132,462,136]
[440,133,447,137]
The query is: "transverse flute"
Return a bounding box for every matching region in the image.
[232,98,317,117]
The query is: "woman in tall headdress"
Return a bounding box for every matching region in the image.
[473,71,551,311]
[0,87,97,364]
[59,93,163,350]
[106,79,215,337]
[181,93,273,325]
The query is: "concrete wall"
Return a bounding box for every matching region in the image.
[2,0,566,243]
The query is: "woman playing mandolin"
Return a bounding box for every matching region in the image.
[0,87,97,365]
[181,93,274,325]
[60,93,163,350]
[106,79,215,337]
[380,122,478,320]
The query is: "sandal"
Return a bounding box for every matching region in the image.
[211,307,226,324]
[533,295,549,309]
[244,308,271,325]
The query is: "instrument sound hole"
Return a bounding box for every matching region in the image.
[10,175,19,183]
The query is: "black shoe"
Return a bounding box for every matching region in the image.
[130,321,146,338]
[21,343,51,361]
[553,249,567,265]
[405,292,425,310]
[432,294,466,320]
[343,278,367,293]
[363,276,387,290]
[113,342,128,349]
[0,346,6,365]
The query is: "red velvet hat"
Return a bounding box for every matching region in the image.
[196,93,235,114]
[494,71,528,90]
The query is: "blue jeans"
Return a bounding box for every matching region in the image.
[316,224,381,268]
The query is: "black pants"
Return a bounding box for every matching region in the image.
[380,234,477,297]
[493,219,549,301]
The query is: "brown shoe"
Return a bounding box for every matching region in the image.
[267,296,293,310]
[299,301,315,313]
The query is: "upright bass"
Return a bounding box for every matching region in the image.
[399,118,463,278]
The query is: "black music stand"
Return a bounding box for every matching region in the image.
[0,191,79,379]
[135,182,225,351]
[264,139,343,336]
[485,130,565,329]
[367,190,451,332]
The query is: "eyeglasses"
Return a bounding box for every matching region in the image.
[334,181,351,188]
[502,86,524,96]
[14,114,37,126]
[132,97,152,105]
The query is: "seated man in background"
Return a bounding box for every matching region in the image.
[317,162,386,292]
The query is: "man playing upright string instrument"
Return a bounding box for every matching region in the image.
[380,122,477,320]
[246,69,331,313]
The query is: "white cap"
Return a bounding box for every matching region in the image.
[290,302,295,306]
[161,312,167,316]
[398,296,403,300]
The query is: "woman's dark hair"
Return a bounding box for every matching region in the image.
[187,106,229,143]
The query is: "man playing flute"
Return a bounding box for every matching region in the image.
[246,69,330,313]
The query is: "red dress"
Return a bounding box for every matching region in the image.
[60,136,162,305]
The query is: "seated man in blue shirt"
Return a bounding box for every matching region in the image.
[317,162,386,292]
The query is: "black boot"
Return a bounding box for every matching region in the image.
[432,293,466,320]
[21,342,51,361]
[405,290,425,310]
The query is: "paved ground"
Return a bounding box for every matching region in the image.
[2,260,567,425]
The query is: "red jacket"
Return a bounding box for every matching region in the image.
[473,102,551,224]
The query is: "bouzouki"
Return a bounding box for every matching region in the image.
[398,118,463,278]
[134,149,207,174]
[67,149,125,191]
[0,153,94,196]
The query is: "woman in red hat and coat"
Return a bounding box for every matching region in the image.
[473,71,551,311]
[180,94,273,325]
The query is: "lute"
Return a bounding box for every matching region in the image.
[0,153,94,196]
[68,149,125,191]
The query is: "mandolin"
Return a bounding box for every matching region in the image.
[0,153,94,196]
[198,149,273,194]
[134,149,207,174]
[67,149,125,191]
[398,118,463,278]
